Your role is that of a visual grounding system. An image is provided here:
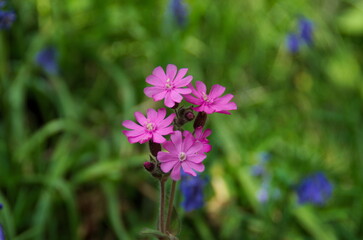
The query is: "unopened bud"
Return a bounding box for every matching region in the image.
[143,161,155,172]
[174,107,195,128]
[149,140,162,157]
[185,111,195,121]
[193,112,207,129]
[171,102,179,109]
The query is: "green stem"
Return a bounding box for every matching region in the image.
[159,179,166,233]
[166,180,177,232]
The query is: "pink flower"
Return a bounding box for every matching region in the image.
[158,131,206,180]
[184,81,237,114]
[144,64,192,108]
[122,108,175,144]
[194,127,212,153]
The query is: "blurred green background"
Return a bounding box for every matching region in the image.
[1,0,363,239]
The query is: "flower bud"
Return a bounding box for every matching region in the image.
[174,107,195,127]
[149,140,162,157]
[171,102,179,109]
[143,161,155,172]
[193,112,207,129]
[185,111,195,121]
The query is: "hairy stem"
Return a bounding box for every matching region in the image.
[166,180,177,232]
[159,179,166,233]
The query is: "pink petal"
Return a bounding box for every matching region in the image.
[173,68,188,82]
[187,153,206,163]
[209,84,226,99]
[152,133,166,143]
[156,126,174,135]
[164,92,175,108]
[187,83,200,97]
[182,131,195,152]
[134,112,147,125]
[202,144,212,153]
[213,94,234,104]
[157,152,174,162]
[175,88,192,95]
[152,66,166,80]
[187,161,205,172]
[160,160,178,173]
[170,162,181,181]
[185,142,203,155]
[146,75,164,86]
[181,162,197,176]
[128,133,151,144]
[195,81,207,94]
[122,129,144,137]
[153,90,167,101]
[170,91,183,103]
[183,130,193,138]
[144,87,164,98]
[174,75,193,87]
[213,102,237,112]
[184,95,202,105]
[122,120,143,130]
[156,108,166,122]
[163,141,178,154]
[223,102,237,110]
[202,129,212,138]
[199,105,215,114]
[216,110,231,115]
[147,108,158,121]
[170,131,183,152]
[194,127,203,139]
[193,105,209,113]
[166,64,177,80]
[158,113,175,128]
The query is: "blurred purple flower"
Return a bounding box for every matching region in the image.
[0,10,15,30]
[286,33,300,53]
[35,47,58,75]
[0,224,4,240]
[257,187,269,203]
[180,171,207,212]
[250,164,265,177]
[169,0,188,27]
[285,17,314,53]
[299,18,313,45]
[259,152,271,163]
[251,152,270,177]
[296,172,333,205]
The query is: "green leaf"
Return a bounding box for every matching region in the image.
[139,228,169,239]
[338,4,363,35]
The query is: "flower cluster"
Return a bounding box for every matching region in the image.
[286,17,313,53]
[0,1,16,30]
[123,64,237,181]
[295,172,333,205]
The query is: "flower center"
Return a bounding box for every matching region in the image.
[178,152,187,161]
[165,78,173,89]
[202,92,211,102]
[146,122,155,131]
